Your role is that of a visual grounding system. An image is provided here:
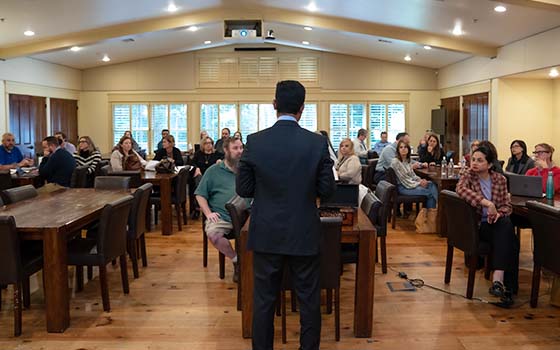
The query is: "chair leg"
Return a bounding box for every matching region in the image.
[182,202,188,225]
[484,256,492,280]
[219,252,225,279]
[22,277,31,309]
[444,244,454,284]
[120,255,130,294]
[530,264,541,308]
[140,234,148,268]
[335,287,340,342]
[291,290,297,312]
[276,292,281,316]
[380,236,388,274]
[129,239,140,279]
[466,255,478,299]
[14,282,22,337]
[87,266,93,281]
[99,265,110,312]
[203,229,208,268]
[76,266,84,292]
[176,204,182,231]
[154,205,159,225]
[111,259,117,266]
[326,289,333,314]
[391,202,397,229]
[281,289,287,344]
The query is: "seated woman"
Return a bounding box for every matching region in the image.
[193,137,222,176]
[390,140,438,208]
[233,131,243,144]
[418,133,443,166]
[154,135,184,166]
[526,143,560,193]
[456,145,519,303]
[463,139,480,166]
[335,138,362,184]
[73,136,102,182]
[505,140,535,175]
[110,135,147,171]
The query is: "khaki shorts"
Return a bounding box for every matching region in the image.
[205,219,233,239]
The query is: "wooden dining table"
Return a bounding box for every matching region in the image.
[0,188,133,333]
[11,171,44,188]
[140,171,177,236]
[239,208,377,338]
[511,193,560,216]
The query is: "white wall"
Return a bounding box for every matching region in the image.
[438,26,560,89]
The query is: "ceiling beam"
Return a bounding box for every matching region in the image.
[490,0,560,11]
[0,5,498,60]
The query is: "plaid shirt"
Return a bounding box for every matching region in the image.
[456,168,512,218]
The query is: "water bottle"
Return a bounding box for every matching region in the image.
[460,158,466,172]
[448,158,454,178]
[546,170,555,199]
[441,156,447,178]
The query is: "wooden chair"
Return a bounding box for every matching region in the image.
[225,195,250,310]
[94,176,130,190]
[0,171,14,192]
[374,180,396,274]
[151,168,188,231]
[70,165,89,188]
[281,217,343,343]
[127,183,153,278]
[67,196,134,312]
[384,167,427,229]
[526,201,560,308]
[2,185,38,204]
[440,190,490,299]
[108,170,142,188]
[0,216,44,336]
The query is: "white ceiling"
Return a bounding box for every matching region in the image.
[506,66,560,79]
[2,0,560,69]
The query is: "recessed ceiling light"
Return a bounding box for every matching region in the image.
[23,30,35,36]
[304,26,313,31]
[102,55,111,62]
[494,5,507,13]
[306,2,318,12]
[452,24,463,36]
[70,46,81,52]
[167,3,178,12]
[404,55,412,61]
[302,41,310,45]
[550,68,559,78]
[423,45,432,50]
[204,40,212,45]
[187,26,198,32]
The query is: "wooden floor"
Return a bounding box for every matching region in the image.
[1,215,560,349]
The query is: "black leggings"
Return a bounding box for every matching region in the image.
[479,216,520,291]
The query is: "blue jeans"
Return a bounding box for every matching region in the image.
[397,182,439,208]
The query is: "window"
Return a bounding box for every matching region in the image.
[200,103,238,142]
[300,103,318,132]
[368,103,406,145]
[329,103,366,150]
[112,103,187,155]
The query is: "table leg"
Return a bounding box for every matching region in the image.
[160,178,173,236]
[240,230,253,338]
[43,228,70,333]
[354,229,375,337]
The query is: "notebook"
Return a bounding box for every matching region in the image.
[505,172,543,198]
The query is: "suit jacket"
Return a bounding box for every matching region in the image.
[236,119,336,256]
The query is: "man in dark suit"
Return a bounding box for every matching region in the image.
[237,80,336,350]
[39,136,76,187]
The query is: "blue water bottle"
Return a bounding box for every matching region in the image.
[546,171,554,199]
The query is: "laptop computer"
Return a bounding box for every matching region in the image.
[320,183,359,208]
[505,172,543,198]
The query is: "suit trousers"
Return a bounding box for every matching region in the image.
[252,252,321,350]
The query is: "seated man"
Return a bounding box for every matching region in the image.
[0,133,33,170]
[54,131,77,154]
[353,128,369,164]
[39,136,76,187]
[372,131,390,155]
[156,129,170,151]
[195,137,244,282]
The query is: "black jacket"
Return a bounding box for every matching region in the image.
[236,120,336,256]
[39,148,76,187]
[154,147,184,166]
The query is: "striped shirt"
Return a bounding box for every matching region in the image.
[73,150,102,174]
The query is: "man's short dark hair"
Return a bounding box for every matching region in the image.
[380,131,388,136]
[43,136,59,147]
[396,132,409,141]
[222,128,231,134]
[358,129,368,137]
[223,136,241,151]
[275,80,305,115]
[55,131,67,140]
[162,129,169,134]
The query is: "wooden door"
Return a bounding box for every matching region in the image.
[50,98,78,145]
[462,92,489,156]
[9,94,47,159]
[440,97,460,159]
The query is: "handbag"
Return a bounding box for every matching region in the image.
[155,157,176,174]
[414,208,438,234]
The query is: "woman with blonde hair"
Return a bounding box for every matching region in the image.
[73,136,101,175]
[526,143,560,193]
[335,138,362,184]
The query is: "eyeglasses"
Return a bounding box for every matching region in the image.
[533,150,550,154]
[79,140,88,143]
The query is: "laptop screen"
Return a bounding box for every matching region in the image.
[320,184,359,208]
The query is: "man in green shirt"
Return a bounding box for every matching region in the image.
[195,136,244,281]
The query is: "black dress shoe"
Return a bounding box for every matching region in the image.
[489,281,505,297]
